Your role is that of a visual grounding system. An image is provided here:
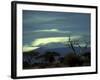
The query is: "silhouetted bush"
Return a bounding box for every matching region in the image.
[81,52,91,66]
[37,51,60,63]
[63,53,83,67]
[58,57,64,63]
[23,61,31,69]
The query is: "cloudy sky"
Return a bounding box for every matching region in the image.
[23,10,90,52]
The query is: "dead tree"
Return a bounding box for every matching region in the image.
[67,35,77,54]
[65,35,90,54]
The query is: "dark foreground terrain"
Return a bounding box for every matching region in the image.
[23,49,91,69]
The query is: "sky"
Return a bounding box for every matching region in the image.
[23,10,90,52]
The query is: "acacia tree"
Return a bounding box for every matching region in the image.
[63,35,90,66]
[65,35,90,54]
[65,35,77,54]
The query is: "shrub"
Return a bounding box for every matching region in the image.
[63,53,83,67]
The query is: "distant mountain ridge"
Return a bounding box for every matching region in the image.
[33,46,90,56]
[23,46,90,64]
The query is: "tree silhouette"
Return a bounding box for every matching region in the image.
[38,51,60,64]
[65,35,77,54]
[65,35,90,54]
[63,53,83,67]
[23,51,40,65]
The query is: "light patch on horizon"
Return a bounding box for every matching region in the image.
[32,36,81,47]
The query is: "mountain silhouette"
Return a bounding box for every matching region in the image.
[33,46,90,56]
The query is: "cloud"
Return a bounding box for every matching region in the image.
[34,29,58,32]
[33,29,71,33]
[31,29,71,35]
[23,45,39,52]
[31,36,81,47]
[23,35,88,52]
[23,14,58,24]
